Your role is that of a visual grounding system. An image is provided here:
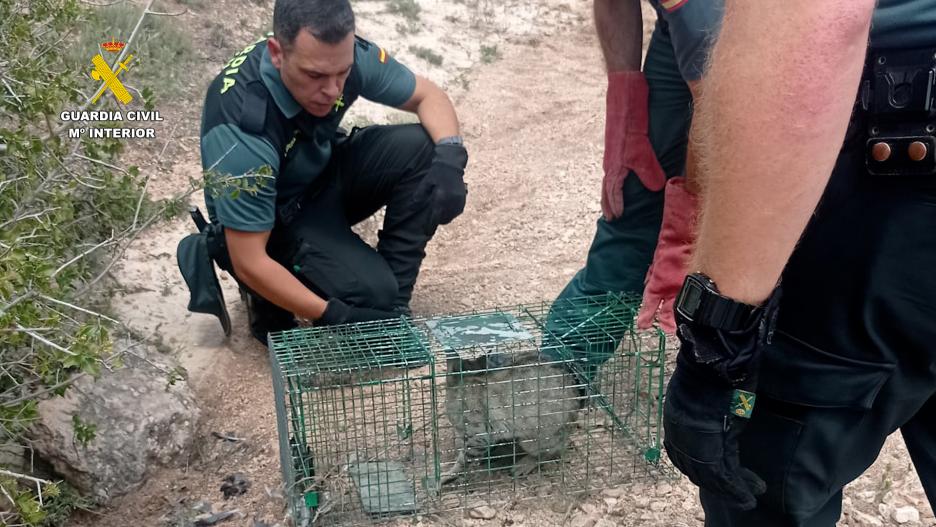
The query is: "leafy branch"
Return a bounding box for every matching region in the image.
[0,0,195,524]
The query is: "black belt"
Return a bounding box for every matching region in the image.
[860,47,936,176]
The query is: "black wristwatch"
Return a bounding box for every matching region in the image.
[674,273,762,331]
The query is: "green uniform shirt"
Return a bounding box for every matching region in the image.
[200,35,416,232]
[872,0,936,49]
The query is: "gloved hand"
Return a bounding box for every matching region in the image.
[663,290,781,511]
[601,71,666,221]
[637,177,698,333]
[413,143,468,226]
[318,298,398,326]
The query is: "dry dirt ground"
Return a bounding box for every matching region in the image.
[68,1,934,526]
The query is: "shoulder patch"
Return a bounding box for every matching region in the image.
[661,0,689,12]
[355,35,389,63]
[240,81,268,134]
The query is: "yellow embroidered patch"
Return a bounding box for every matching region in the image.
[661,0,688,12]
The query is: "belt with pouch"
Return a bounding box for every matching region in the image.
[860,47,936,176]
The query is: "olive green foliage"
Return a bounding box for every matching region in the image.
[480,44,500,64]
[0,0,190,524]
[387,0,420,21]
[204,165,274,201]
[408,45,443,66]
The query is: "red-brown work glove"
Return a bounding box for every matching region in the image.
[637,177,698,334]
[601,71,666,221]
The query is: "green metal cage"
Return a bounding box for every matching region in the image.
[269,293,668,526]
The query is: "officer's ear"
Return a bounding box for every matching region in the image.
[268,37,285,69]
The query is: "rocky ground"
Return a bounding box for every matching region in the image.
[64,0,934,526]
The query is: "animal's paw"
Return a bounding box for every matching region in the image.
[439,467,461,485]
[510,455,540,478]
[439,450,467,486]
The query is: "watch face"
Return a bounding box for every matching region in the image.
[676,277,704,322]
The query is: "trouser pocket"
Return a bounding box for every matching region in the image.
[742,331,896,520]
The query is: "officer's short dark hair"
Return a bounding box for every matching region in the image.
[273,0,355,47]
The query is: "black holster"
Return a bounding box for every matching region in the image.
[176,207,233,336]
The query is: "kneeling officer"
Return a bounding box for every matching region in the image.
[178,0,467,344]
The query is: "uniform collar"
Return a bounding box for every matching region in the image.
[260,47,302,119]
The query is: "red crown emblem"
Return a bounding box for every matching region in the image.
[102,38,125,53]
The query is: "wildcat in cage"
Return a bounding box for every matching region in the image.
[440,349,586,484]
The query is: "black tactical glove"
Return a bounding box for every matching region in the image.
[663,290,781,511]
[413,143,468,226]
[317,298,399,326]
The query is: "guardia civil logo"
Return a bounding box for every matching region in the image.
[60,37,164,140]
[90,38,134,105]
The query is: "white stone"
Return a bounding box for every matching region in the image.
[601,487,626,498]
[580,503,599,515]
[569,513,597,527]
[893,506,920,524]
[468,505,497,520]
[650,501,667,512]
[857,490,877,502]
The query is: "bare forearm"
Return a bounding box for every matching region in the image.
[691,0,875,304]
[237,258,326,320]
[413,78,459,142]
[684,80,703,193]
[594,0,643,72]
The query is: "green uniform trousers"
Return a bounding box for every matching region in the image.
[546,22,694,366]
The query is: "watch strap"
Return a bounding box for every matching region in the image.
[695,293,760,331]
[436,135,464,146]
[677,273,760,332]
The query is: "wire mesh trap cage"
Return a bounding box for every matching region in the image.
[269,293,668,526]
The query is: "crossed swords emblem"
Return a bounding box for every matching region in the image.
[90,53,134,105]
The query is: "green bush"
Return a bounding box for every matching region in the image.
[0,0,193,523]
[480,44,501,64]
[387,0,420,21]
[408,45,443,66]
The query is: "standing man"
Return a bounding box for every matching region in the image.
[179,0,467,344]
[547,0,721,368]
[664,1,936,524]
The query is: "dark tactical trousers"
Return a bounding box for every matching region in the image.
[700,127,936,526]
[246,124,437,341]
